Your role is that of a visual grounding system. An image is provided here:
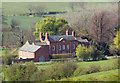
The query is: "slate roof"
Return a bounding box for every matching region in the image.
[19,44,41,52]
[28,40,48,46]
[48,35,76,41]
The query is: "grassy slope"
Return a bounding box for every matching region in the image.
[63,69,119,81]
[37,58,117,70]
[77,59,116,69]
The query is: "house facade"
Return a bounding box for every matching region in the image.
[19,29,89,62]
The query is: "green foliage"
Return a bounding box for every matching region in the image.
[44,62,78,80]
[89,46,101,61]
[52,53,73,59]
[2,63,25,81]
[3,55,13,65]
[30,69,46,81]
[34,17,70,40]
[76,44,90,61]
[50,58,73,62]
[24,61,38,81]
[89,64,101,73]
[2,61,37,81]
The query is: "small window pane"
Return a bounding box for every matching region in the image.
[59,45,61,50]
[67,45,69,50]
[63,45,65,50]
[52,45,55,51]
[73,44,75,49]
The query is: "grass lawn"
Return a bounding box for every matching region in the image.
[70,69,119,81]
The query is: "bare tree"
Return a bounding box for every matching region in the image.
[89,11,116,43]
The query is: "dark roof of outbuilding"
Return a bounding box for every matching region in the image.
[76,37,88,42]
[19,44,41,52]
[48,35,76,41]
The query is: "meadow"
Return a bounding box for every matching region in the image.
[36,58,117,70]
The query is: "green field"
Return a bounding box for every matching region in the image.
[2,2,70,16]
[6,16,43,29]
[0,48,10,56]
[36,58,117,70]
[67,69,119,81]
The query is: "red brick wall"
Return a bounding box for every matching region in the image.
[50,39,78,55]
[34,45,50,62]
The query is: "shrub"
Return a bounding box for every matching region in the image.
[88,64,101,73]
[3,55,13,65]
[74,66,87,76]
[52,53,73,59]
[50,58,73,62]
[76,45,90,61]
[45,62,78,80]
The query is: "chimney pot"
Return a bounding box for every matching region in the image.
[72,30,75,36]
[66,29,69,35]
[39,31,43,41]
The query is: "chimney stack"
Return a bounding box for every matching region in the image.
[66,29,69,35]
[45,31,49,41]
[72,30,75,36]
[39,31,43,41]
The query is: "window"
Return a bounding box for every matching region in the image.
[67,45,69,50]
[59,45,61,50]
[63,45,65,50]
[24,52,25,56]
[82,44,84,47]
[52,45,55,51]
[31,53,33,56]
[27,52,29,56]
[73,44,75,49]
[20,51,22,54]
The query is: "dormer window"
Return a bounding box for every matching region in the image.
[52,45,55,51]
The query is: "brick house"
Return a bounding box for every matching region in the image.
[19,29,89,62]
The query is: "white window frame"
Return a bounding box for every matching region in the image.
[52,45,55,51]
[59,45,61,50]
[63,45,65,50]
[73,44,75,49]
[20,51,22,55]
[67,45,69,50]
[24,51,25,56]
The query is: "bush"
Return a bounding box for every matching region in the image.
[50,58,73,62]
[74,66,87,76]
[52,53,73,59]
[3,55,13,65]
[89,64,101,73]
[2,61,38,81]
[45,62,78,80]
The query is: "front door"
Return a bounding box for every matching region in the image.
[39,56,45,62]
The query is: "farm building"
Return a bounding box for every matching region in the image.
[19,29,89,62]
